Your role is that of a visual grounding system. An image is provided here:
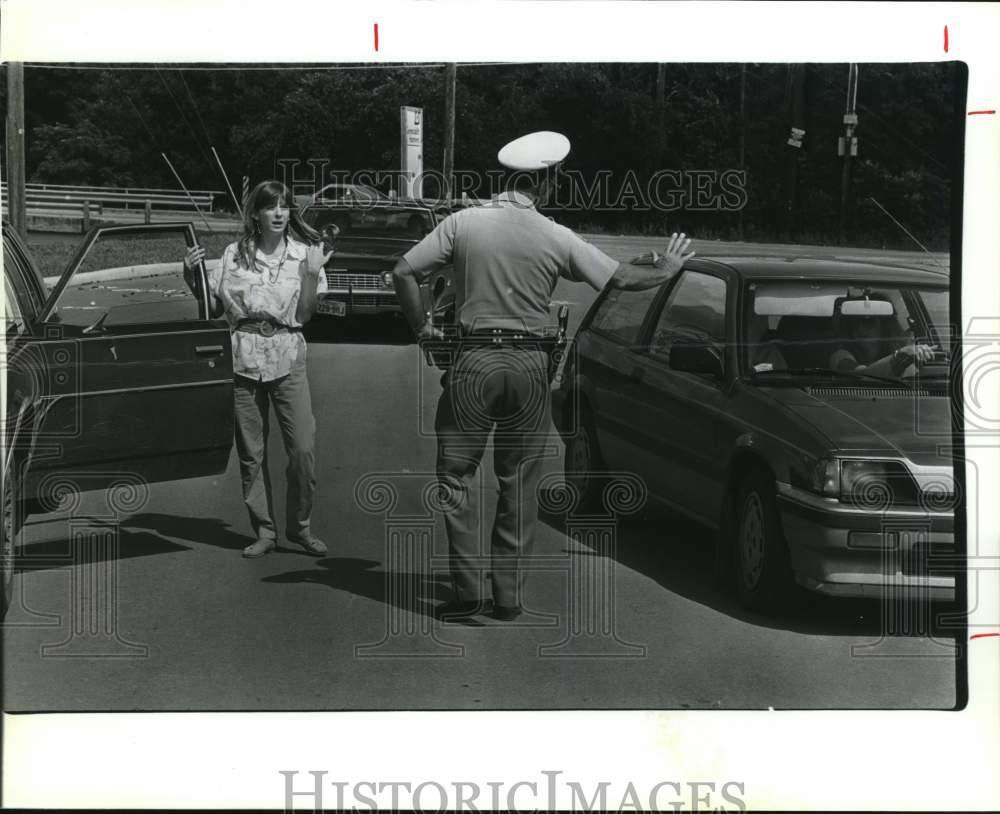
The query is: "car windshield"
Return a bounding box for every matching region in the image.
[744,279,950,382]
[304,206,434,240]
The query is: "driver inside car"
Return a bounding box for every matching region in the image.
[829,297,936,378]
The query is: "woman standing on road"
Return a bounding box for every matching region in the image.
[184,179,332,558]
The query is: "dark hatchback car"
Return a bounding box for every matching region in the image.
[552,257,955,611]
[3,222,235,617]
[300,200,453,320]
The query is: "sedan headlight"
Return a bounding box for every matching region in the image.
[840,459,920,509]
[382,271,394,288]
[808,457,920,508]
[810,457,840,497]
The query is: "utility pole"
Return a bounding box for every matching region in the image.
[653,63,666,169]
[783,63,806,241]
[443,63,457,205]
[5,62,27,238]
[738,64,746,241]
[838,63,860,244]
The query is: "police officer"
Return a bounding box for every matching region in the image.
[392,132,694,621]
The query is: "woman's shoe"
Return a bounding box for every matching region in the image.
[243,538,277,558]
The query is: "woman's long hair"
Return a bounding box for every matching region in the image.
[236,180,320,270]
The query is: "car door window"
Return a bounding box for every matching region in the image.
[44,231,201,328]
[4,272,26,335]
[917,288,951,353]
[589,287,660,346]
[649,271,727,361]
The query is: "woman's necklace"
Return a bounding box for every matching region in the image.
[256,239,288,284]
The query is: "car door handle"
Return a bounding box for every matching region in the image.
[195,344,225,356]
[628,366,645,383]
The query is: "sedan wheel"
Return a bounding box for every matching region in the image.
[564,408,604,510]
[1,467,17,619]
[739,492,766,590]
[734,469,793,612]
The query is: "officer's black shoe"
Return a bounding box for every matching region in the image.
[435,599,494,621]
[492,604,522,621]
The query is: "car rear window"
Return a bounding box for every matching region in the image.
[588,287,659,346]
[306,206,433,238]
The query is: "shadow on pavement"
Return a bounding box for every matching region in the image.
[305,314,414,346]
[16,513,257,573]
[15,527,191,572]
[263,556,449,621]
[539,493,963,643]
[124,512,252,552]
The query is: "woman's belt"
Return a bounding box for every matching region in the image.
[235,318,302,337]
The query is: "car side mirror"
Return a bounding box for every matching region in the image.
[670,341,724,378]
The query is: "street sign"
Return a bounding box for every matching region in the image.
[837,136,859,156]
[400,106,423,199]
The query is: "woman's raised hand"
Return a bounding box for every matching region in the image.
[183,245,206,272]
[304,244,334,275]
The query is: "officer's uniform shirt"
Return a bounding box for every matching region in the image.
[402,191,618,334]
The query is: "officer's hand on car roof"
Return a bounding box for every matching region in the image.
[651,233,695,274]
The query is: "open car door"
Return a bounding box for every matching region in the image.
[19,222,233,499]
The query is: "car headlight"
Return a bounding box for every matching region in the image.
[810,457,840,497]
[382,271,393,288]
[840,459,920,509]
[808,457,921,508]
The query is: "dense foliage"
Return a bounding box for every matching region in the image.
[3,62,961,249]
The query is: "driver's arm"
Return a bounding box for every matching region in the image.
[834,344,935,378]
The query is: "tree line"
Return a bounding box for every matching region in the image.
[2,62,961,249]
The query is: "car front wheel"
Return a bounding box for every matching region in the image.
[563,406,605,511]
[734,469,793,612]
[2,464,18,619]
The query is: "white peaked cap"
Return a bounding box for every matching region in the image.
[497,131,571,171]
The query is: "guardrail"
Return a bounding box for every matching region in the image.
[1,200,102,215]
[1,182,222,212]
[2,200,105,232]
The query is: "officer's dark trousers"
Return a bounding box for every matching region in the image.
[435,345,551,609]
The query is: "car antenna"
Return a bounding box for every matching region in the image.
[867,196,947,271]
[161,152,214,233]
[211,146,244,219]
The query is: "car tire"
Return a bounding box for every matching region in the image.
[734,468,794,612]
[563,405,605,511]
[1,463,18,619]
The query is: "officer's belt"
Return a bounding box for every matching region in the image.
[235,318,302,337]
[459,328,551,347]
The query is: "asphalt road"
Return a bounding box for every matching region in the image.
[3,242,959,711]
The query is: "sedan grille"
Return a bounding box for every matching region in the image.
[327,272,383,290]
[326,294,392,308]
